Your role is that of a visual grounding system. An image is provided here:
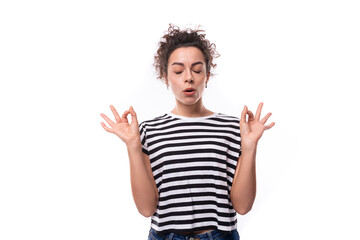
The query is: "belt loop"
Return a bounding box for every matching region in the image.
[168,232,174,240]
[206,231,214,240]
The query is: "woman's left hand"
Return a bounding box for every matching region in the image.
[240,102,275,149]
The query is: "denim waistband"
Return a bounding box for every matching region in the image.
[150,227,231,240]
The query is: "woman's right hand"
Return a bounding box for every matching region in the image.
[100,105,140,145]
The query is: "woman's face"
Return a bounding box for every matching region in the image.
[165,46,209,106]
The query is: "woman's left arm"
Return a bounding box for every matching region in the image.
[230,102,275,215]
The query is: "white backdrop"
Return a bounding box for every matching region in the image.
[1,0,359,239]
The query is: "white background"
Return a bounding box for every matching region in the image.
[1,0,359,239]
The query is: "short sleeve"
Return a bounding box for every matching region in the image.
[238,139,242,158]
[139,122,149,155]
[238,119,242,158]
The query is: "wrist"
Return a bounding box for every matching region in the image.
[126,136,141,149]
[241,140,258,153]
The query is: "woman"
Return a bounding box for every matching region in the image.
[100,24,275,240]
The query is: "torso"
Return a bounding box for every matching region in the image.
[140,113,241,233]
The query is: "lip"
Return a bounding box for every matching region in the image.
[183,88,196,96]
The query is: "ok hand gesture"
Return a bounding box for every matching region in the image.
[240,102,275,150]
[100,105,140,145]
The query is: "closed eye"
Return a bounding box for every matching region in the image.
[174,70,201,74]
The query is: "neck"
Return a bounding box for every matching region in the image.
[171,97,213,117]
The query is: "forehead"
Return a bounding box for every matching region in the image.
[168,46,205,65]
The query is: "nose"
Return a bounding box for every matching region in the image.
[184,69,194,83]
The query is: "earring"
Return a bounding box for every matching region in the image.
[206,82,207,88]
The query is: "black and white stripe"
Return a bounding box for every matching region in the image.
[139,112,241,234]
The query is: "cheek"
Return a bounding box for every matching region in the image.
[197,71,207,80]
[168,79,181,91]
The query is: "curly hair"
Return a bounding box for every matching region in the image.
[154,23,220,82]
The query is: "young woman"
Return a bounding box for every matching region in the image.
[100,24,275,240]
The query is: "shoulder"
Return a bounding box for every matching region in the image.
[138,113,170,128]
[216,112,240,122]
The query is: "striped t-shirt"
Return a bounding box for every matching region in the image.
[138,111,242,234]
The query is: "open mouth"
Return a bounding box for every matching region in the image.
[183,89,196,96]
[184,88,196,92]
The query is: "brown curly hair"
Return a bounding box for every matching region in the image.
[154,23,220,82]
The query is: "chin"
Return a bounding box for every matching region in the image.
[183,99,200,105]
[175,93,201,104]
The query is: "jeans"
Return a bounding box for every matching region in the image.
[148,228,240,240]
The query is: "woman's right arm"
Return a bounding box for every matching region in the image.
[126,138,159,217]
[100,105,159,217]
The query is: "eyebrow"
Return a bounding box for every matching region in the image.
[171,61,203,67]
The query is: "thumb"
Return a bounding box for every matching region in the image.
[129,106,138,124]
[240,105,250,135]
[240,105,247,124]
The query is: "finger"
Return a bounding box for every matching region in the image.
[255,102,263,121]
[100,121,113,133]
[240,105,247,123]
[248,110,255,121]
[265,122,275,130]
[121,109,131,124]
[260,112,272,124]
[100,113,116,128]
[110,105,121,123]
[129,106,138,124]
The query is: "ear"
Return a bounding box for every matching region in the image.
[163,73,168,85]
